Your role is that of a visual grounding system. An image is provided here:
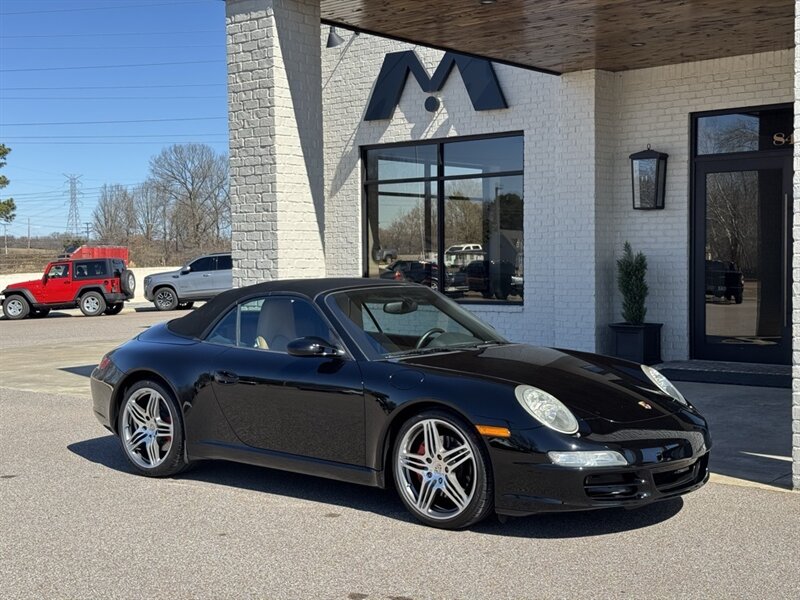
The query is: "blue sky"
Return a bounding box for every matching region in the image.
[0,0,228,237]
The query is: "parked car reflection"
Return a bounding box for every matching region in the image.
[705,259,744,304]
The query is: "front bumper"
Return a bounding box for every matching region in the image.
[490,414,711,516]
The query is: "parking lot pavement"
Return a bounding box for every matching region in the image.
[1,386,799,600]
[0,306,170,395]
[1,310,799,598]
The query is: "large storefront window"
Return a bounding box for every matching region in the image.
[364,133,524,303]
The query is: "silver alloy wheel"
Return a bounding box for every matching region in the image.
[396,418,476,521]
[121,387,174,469]
[6,298,23,317]
[82,295,100,313]
[156,289,175,309]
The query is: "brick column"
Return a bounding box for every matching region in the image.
[226,0,325,286]
[793,0,800,490]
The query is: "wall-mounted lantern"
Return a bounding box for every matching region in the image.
[629,146,668,210]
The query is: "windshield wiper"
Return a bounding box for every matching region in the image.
[385,347,462,358]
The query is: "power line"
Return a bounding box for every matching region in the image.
[3,116,225,126]
[0,59,222,72]
[2,1,219,16]
[7,141,229,145]
[2,83,224,90]
[1,45,219,50]
[3,134,227,139]
[0,30,219,39]
[1,96,225,100]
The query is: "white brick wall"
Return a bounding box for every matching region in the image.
[611,51,793,360]
[226,0,325,287]
[321,31,794,359]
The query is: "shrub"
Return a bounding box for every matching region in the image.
[617,241,648,325]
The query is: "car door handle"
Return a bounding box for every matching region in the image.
[214,370,239,385]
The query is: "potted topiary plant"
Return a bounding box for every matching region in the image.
[609,242,662,364]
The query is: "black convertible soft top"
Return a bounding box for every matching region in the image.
[166,277,413,339]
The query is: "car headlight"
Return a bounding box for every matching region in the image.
[548,450,628,467]
[641,365,689,406]
[514,385,579,434]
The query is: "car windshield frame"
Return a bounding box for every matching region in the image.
[325,285,507,360]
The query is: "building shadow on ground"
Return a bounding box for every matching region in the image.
[68,434,684,537]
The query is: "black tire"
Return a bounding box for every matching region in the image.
[104,303,124,315]
[117,379,188,477]
[734,292,743,305]
[177,301,194,310]
[3,295,30,320]
[121,269,136,296]
[392,409,493,530]
[79,291,106,317]
[154,286,179,311]
[30,308,51,319]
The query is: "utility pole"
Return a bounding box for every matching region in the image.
[2,223,8,255]
[84,221,92,241]
[27,217,31,249]
[64,174,82,238]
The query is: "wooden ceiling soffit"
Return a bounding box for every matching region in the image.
[320,0,793,74]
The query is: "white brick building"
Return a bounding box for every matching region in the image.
[225,0,800,488]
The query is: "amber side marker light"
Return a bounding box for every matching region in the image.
[476,425,511,438]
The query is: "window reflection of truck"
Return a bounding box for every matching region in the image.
[444,244,483,267]
[465,259,516,300]
[705,259,743,304]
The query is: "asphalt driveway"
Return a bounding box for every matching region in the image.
[0,308,798,598]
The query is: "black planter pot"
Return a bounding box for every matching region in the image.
[608,322,662,365]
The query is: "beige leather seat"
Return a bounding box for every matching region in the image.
[254,298,297,352]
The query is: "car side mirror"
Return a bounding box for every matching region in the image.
[286,336,344,358]
[181,266,191,275]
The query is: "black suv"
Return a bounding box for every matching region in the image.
[705,259,744,304]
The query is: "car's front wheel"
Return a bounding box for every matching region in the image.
[79,291,106,317]
[154,287,178,311]
[2,295,30,320]
[118,380,187,477]
[393,410,493,529]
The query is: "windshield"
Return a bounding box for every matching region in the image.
[327,286,506,359]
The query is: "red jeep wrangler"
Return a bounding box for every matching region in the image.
[1,258,136,320]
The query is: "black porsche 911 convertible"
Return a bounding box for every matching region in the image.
[91,278,710,529]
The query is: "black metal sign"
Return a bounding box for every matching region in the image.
[364,51,508,121]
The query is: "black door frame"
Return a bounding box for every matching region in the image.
[690,104,793,364]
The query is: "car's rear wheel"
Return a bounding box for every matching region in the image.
[154,287,178,311]
[30,308,51,318]
[79,291,106,317]
[118,380,187,477]
[104,303,123,315]
[3,295,30,320]
[393,410,493,529]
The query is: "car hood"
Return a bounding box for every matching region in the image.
[145,269,182,280]
[3,278,42,291]
[398,343,683,423]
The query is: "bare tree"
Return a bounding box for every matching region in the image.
[93,184,135,243]
[149,144,229,250]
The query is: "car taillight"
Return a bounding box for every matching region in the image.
[394,271,403,281]
[99,355,111,370]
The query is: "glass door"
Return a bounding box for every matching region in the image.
[692,156,792,363]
